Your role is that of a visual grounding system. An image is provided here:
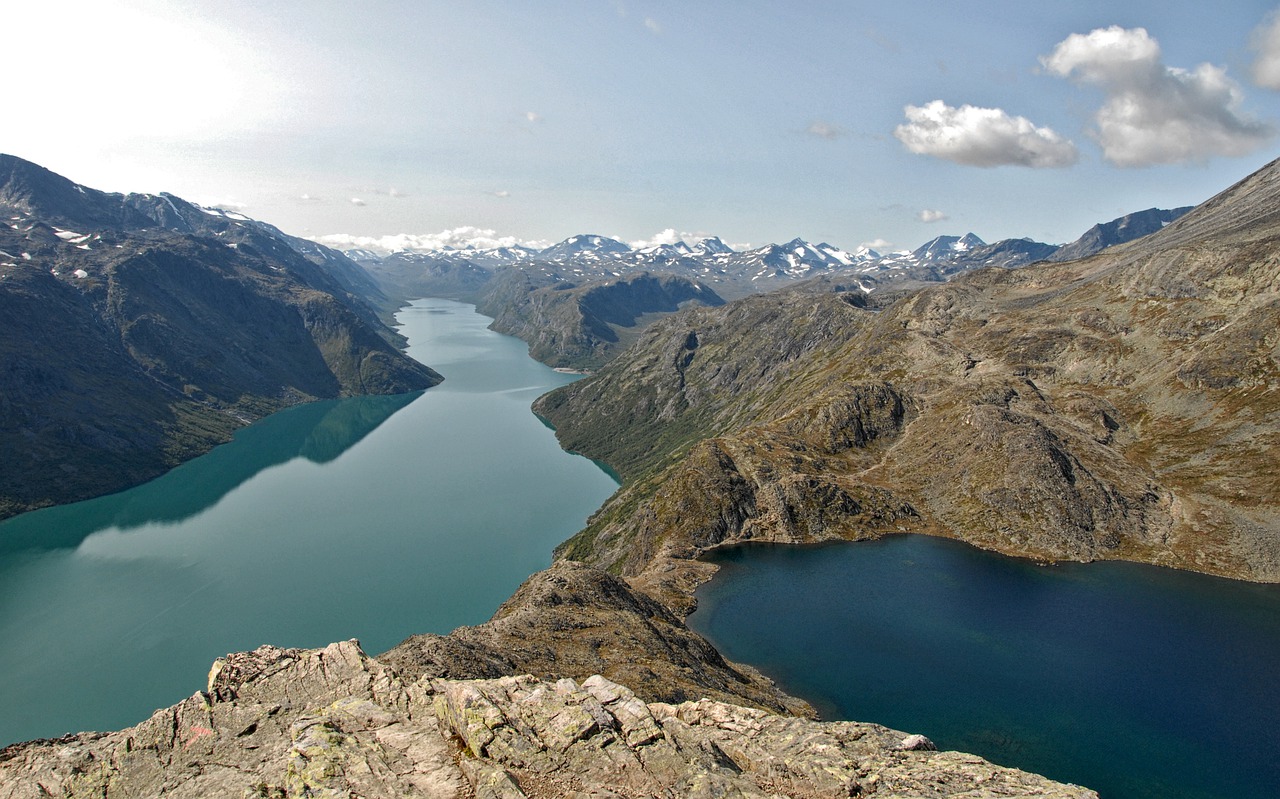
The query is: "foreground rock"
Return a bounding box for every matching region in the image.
[0,640,1097,798]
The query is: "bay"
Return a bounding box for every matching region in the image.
[686,535,1280,799]
[0,298,619,747]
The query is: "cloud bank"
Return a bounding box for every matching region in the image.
[628,229,720,249]
[894,101,1078,167]
[314,227,550,254]
[1251,11,1280,90]
[1042,26,1273,166]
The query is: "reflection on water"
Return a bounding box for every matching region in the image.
[0,298,618,746]
[0,392,421,553]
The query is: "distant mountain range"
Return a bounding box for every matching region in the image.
[354,207,1193,372]
[353,207,1192,301]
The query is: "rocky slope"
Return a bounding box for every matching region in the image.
[536,157,1280,608]
[380,561,808,716]
[0,636,1098,798]
[1048,206,1193,262]
[477,271,725,369]
[0,156,440,521]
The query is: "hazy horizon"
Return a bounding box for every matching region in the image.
[8,1,1280,253]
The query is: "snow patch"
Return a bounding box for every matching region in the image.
[73,269,88,278]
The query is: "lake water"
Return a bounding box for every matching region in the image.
[0,298,619,747]
[687,536,1280,799]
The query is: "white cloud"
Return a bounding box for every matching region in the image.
[644,17,662,35]
[525,111,542,123]
[1251,10,1280,90]
[806,121,844,140]
[488,190,512,198]
[1042,26,1273,166]
[1042,25,1161,85]
[298,193,321,203]
[894,101,1078,167]
[918,209,949,223]
[312,227,550,254]
[628,229,719,249]
[859,238,892,251]
[630,228,683,248]
[349,197,367,206]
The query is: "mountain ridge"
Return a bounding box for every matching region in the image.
[534,157,1280,613]
[0,154,440,521]
[356,204,1193,313]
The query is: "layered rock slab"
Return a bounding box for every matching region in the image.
[0,640,1097,798]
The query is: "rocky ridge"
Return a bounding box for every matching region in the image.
[535,157,1280,609]
[0,639,1097,798]
[379,561,809,717]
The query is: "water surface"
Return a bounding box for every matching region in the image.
[687,535,1280,799]
[0,298,619,746]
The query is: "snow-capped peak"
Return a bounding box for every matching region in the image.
[691,236,734,255]
[539,234,632,260]
[912,233,987,262]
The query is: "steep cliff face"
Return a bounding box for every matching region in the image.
[479,270,725,370]
[0,156,440,521]
[534,290,873,480]
[1048,206,1193,262]
[537,158,1280,601]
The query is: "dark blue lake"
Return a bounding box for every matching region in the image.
[687,536,1280,799]
[0,298,619,747]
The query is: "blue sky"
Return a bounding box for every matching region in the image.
[8,1,1280,253]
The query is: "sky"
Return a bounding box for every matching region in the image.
[7,0,1280,254]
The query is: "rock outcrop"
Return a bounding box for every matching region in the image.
[380,561,810,717]
[0,640,1098,798]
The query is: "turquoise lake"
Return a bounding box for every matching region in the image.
[0,298,619,747]
[4,297,1278,799]
[687,536,1280,799]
